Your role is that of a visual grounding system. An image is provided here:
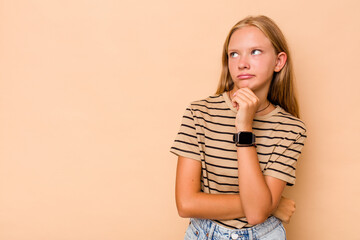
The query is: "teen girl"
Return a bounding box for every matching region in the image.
[170,15,307,239]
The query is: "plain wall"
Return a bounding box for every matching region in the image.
[0,0,359,239]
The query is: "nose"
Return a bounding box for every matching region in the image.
[237,55,250,69]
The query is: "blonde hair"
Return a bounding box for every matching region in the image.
[216,15,300,118]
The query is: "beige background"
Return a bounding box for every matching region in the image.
[0,0,359,239]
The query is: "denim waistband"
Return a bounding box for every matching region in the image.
[190,216,282,239]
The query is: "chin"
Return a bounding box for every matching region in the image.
[235,82,254,90]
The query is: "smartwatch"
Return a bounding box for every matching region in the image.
[233,131,256,147]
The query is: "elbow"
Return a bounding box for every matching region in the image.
[176,198,193,218]
[177,207,189,218]
[245,207,273,225]
[245,198,275,225]
[246,213,269,225]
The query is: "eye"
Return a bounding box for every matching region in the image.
[229,52,239,58]
[251,49,262,55]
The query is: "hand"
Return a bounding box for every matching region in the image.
[272,196,296,224]
[231,88,260,131]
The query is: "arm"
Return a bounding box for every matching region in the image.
[175,155,245,220]
[175,155,296,221]
[236,147,286,224]
[231,88,289,225]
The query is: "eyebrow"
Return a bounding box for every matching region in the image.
[228,46,264,51]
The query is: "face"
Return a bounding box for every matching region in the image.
[227,26,284,95]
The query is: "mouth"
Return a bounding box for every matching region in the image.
[237,74,254,80]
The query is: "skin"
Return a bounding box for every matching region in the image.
[228,26,288,224]
[175,26,296,225]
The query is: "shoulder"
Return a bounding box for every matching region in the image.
[188,94,230,115]
[188,93,225,110]
[271,106,307,136]
[183,93,235,128]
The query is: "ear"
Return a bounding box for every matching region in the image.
[274,52,287,72]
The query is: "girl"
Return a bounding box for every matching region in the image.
[170,15,306,239]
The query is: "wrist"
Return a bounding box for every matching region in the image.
[236,126,253,132]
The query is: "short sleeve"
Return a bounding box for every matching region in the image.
[170,106,201,161]
[263,130,307,186]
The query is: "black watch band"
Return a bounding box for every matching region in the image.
[233,131,256,147]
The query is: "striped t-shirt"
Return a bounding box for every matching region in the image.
[170,92,307,229]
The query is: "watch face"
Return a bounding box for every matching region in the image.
[238,132,253,144]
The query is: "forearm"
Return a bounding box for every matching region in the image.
[177,192,245,220]
[237,146,273,224]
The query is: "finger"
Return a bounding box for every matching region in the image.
[232,96,245,111]
[238,88,259,104]
[233,92,257,112]
[237,89,257,104]
[233,89,253,103]
[231,95,242,110]
[233,88,258,106]
[240,87,257,98]
[232,94,252,108]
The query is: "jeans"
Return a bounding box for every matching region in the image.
[184,216,286,240]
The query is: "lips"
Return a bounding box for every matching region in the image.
[237,74,254,80]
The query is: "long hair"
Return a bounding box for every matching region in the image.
[215,15,300,118]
